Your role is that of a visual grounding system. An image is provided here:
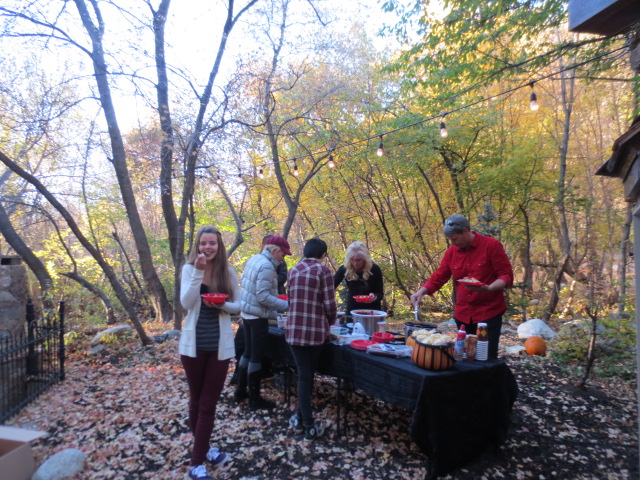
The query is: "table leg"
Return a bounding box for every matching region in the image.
[336,377,341,436]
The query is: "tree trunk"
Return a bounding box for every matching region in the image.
[543,56,576,321]
[0,149,152,345]
[617,203,632,315]
[542,251,571,322]
[0,200,55,311]
[73,0,173,324]
[61,272,118,325]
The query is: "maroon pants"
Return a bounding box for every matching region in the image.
[181,351,230,465]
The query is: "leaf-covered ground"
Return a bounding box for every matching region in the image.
[8,324,639,480]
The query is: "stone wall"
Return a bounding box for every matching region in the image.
[0,256,27,333]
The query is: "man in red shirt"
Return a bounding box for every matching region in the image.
[286,238,337,441]
[410,214,513,359]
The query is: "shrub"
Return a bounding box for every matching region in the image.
[549,315,636,380]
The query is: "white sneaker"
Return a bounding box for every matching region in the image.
[189,465,212,480]
[206,446,229,467]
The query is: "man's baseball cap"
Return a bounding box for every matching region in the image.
[266,236,292,255]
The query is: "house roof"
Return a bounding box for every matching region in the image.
[569,0,640,36]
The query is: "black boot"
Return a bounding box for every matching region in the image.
[229,367,239,385]
[234,366,248,403]
[248,371,276,410]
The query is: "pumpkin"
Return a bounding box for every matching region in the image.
[524,336,547,356]
[411,339,455,371]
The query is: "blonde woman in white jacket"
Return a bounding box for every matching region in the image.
[179,226,240,480]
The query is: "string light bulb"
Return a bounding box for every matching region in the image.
[215,174,221,184]
[293,162,299,177]
[328,152,335,168]
[439,114,448,138]
[529,82,539,111]
[258,168,264,179]
[376,135,385,157]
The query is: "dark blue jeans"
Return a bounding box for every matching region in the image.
[455,314,503,359]
[290,344,323,428]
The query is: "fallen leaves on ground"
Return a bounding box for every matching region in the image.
[8,325,639,479]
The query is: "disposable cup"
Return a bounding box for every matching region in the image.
[476,340,488,361]
[377,321,387,333]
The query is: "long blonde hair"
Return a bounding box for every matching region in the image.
[344,241,373,281]
[186,226,234,299]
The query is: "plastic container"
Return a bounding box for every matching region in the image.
[453,325,466,360]
[201,293,228,305]
[466,334,477,360]
[476,322,488,361]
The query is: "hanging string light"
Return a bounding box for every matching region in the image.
[215,174,221,184]
[529,82,539,111]
[376,135,385,157]
[258,168,264,179]
[233,46,623,177]
[328,151,335,168]
[293,161,299,177]
[439,114,449,138]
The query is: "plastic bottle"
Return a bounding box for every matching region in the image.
[476,322,488,361]
[453,324,466,360]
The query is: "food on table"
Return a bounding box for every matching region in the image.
[411,329,453,346]
[351,310,375,315]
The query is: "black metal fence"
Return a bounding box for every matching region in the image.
[0,300,65,423]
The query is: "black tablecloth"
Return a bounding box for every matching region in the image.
[267,327,518,478]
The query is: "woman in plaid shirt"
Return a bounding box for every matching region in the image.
[285,238,337,441]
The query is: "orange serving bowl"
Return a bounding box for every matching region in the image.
[411,338,455,371]
[372,332,394,343]
[201,293,228,305]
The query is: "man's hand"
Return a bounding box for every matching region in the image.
[410,287,428,308]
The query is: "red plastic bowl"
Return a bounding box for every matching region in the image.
[372,332,394,343]
[201,293,228,305]
[277,294,289,301]
[353,295,372,303]
[350,339,377,351]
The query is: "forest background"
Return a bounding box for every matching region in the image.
[0,0,637,352]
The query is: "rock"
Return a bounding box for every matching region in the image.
[87,345,106,356]
[165,329,181,339]
[32,448,85,480]
[438,318,456,328]
[558,319,605,336]
[153,333,168,343]
[150,329,181,344]
[517,319,557,339]
[505,345,526,355]
[91,325,133,345]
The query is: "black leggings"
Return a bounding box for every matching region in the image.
[241,317,269,374]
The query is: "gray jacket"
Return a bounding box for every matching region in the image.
[240,249,288,319]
